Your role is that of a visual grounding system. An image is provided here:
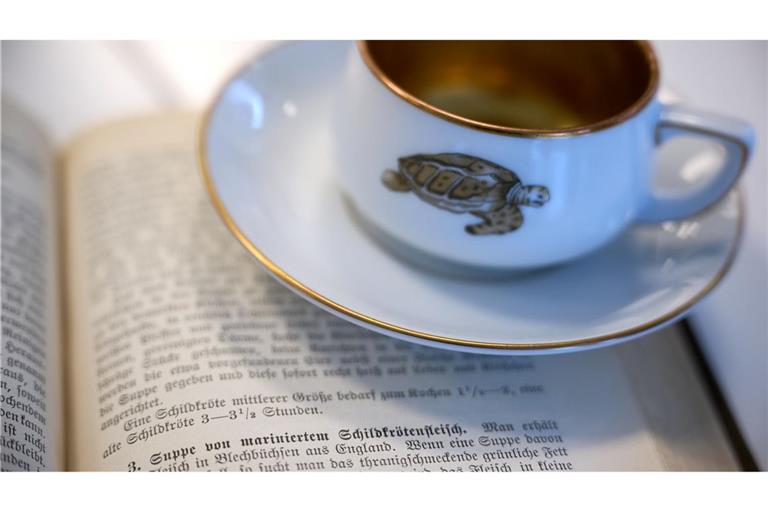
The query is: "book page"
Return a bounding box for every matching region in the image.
[64,113,738,471]
[1,100,63,471]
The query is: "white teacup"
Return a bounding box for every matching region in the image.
[331,41,753,271]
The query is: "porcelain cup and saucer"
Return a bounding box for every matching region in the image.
[200,41,752,354]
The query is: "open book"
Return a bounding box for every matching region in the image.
[0,101,743,471]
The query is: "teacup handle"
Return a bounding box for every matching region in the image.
[638,105,754,222]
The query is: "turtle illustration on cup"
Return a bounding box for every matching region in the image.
[382,153,550,235]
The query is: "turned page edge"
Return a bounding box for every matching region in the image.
[60,112,197,469]
[616,325,740,470]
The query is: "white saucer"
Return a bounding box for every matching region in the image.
[200,41,742,355]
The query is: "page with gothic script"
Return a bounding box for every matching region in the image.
[63,113,738,471]
[1,100,64,471]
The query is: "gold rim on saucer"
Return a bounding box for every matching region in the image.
[198,41,743,351]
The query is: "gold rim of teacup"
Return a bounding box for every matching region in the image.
[357,40,660,138]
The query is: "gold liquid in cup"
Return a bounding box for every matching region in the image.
[359,40,658,136]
